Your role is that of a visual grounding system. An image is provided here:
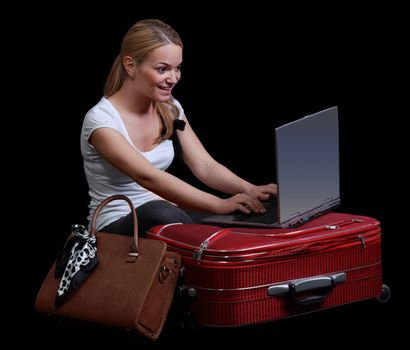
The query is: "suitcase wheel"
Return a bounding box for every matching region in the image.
[376,284,391,304]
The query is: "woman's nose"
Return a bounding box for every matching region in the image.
[167,70,179,84]
[167,75,176,84]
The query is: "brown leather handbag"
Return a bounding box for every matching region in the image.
[35,195,181,340]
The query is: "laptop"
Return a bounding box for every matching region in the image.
[202,106,340,228]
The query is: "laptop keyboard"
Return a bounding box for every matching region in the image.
[233,198,278,224]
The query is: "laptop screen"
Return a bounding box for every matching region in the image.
[276,106,340,227]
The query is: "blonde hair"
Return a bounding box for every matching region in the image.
[104,19,183,142]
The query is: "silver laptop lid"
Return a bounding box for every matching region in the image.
[276,106,340,227]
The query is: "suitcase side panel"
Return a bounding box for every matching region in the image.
[181,236,382,327]
[191,265,382,326]
[182,235,381,290]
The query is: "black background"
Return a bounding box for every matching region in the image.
[15,3,405,348]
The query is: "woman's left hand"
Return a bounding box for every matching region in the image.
[245,183,277,201]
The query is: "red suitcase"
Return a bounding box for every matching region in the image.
[147,212,387,327]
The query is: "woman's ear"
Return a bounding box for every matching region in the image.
[123,56,136,78]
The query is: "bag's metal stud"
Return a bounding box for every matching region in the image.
[158,265,171,283]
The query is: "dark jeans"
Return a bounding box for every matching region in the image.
[100,200,210,236]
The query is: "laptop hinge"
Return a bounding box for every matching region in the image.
[283,197,340,228]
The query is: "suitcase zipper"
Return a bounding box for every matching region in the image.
[193,229,232,263]
[151,219,380,263]
[188,228,380,263]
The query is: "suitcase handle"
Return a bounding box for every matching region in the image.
[244,219,364,237]
[267,272,346,305]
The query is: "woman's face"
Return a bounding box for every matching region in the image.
[136,44,182,102]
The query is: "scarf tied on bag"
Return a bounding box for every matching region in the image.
[54,224,98,307]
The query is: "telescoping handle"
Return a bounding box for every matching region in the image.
[247,218,365,238]
[267,272,346,305]
[90,195,139,257]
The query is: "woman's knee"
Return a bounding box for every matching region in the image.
[101,200,194,237]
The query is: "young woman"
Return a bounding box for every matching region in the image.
[80,19,277,235]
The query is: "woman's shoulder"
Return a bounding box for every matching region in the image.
[84,97,121,127]
[170,96,184,119]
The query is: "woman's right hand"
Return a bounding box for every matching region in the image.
[215,193,266,214]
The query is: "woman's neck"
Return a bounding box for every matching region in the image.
[109,84,153,116]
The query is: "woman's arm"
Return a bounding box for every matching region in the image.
[89,127,264,214]
[178,116,277,200]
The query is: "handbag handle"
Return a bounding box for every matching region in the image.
[90,195,139,253]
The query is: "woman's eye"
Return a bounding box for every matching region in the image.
[157,67,166,74]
